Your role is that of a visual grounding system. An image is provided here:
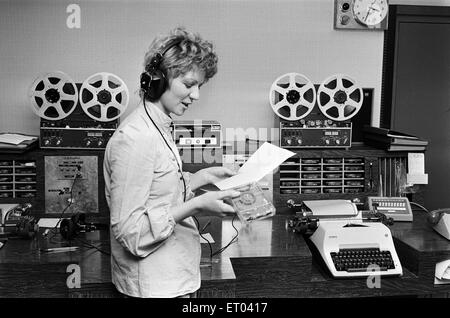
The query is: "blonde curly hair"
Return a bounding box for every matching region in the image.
[142,27,218,88]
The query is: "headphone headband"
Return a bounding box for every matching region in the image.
[148,37,183,71]
[160,37,183,58]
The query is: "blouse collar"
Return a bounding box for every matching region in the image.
[143,101,173,135]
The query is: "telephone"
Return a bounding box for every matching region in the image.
[427,208,450,240]
[367,197,413,222]
[0,203,37,239]
[435,260,450,282]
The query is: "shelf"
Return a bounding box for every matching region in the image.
[279,156,367,195]
[0,160,37,198]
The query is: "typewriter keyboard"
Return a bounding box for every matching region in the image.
[330,248,395,272]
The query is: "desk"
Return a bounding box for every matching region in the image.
[0,211,449,298]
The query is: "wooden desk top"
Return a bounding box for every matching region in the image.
[0,215,311,297]
[388,209,450,282]
[198,215,311,282]
[1,211,450,298]
[391,209,450,253]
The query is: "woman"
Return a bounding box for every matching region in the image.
[103,27,239,298]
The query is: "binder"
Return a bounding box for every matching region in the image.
[363,125,419,140]
[364,138,426,152]
[364,133,428,146]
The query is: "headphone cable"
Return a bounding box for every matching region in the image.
[143,100,186,202]
[143,101,239,257]
[48,174,79,242]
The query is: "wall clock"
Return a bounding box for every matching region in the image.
[334,0,389,30]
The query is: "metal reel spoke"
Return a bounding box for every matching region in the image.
[27,71,78,120]
[317,74,363,121]
[80,72,129,122]
[269,73,317,121]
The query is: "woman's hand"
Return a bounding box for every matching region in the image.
[192,189,241,217]
[190,166,236,191]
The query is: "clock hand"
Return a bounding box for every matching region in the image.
[364,7,372,22]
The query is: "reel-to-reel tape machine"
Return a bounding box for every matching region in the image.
[269,73,372,148]
[28,71,129,149]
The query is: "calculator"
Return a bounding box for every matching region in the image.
[367,197,413,222]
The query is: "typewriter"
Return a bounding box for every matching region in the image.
[288,199,403,278]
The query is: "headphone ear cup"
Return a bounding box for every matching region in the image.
[60,218,75,240]
[142,51,168,102]
[146,69,167,101]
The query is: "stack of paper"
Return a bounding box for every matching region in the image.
[0,133,37,145]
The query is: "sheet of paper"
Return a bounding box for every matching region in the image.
[408,153,425,174]
[215,142,295,190]
[213,171,259,191]
[407,153,428,184]
[0,133,36,145]
[407,173,428,185]
[37,218,61,228]
[302,200,357,216]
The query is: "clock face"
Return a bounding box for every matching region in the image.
[352,0,388,26]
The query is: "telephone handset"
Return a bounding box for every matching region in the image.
[427,208,450,240]
[367,197,413,222]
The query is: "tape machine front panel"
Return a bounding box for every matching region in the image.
[269,73,371,149]
[28,71,129,149]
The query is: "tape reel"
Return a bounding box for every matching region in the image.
[28,71,129,122]
[317,74,363,121]
[239,191,257,205]
[80,72,129,122]
[269,73,316,121]
[28,71,79,121]
[269,72,364,122]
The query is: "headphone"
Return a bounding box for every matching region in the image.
[60,213,96,240]
[140,38,183,101]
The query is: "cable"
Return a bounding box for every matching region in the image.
[75,237,111,256]
[144,101,239,257]
[48,174,80,241]
[211,214,239,257]
[193,216,213,260]
[193,214,240,259]
[410,201,429,213]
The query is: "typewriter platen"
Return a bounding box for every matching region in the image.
[288,199,402,278]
